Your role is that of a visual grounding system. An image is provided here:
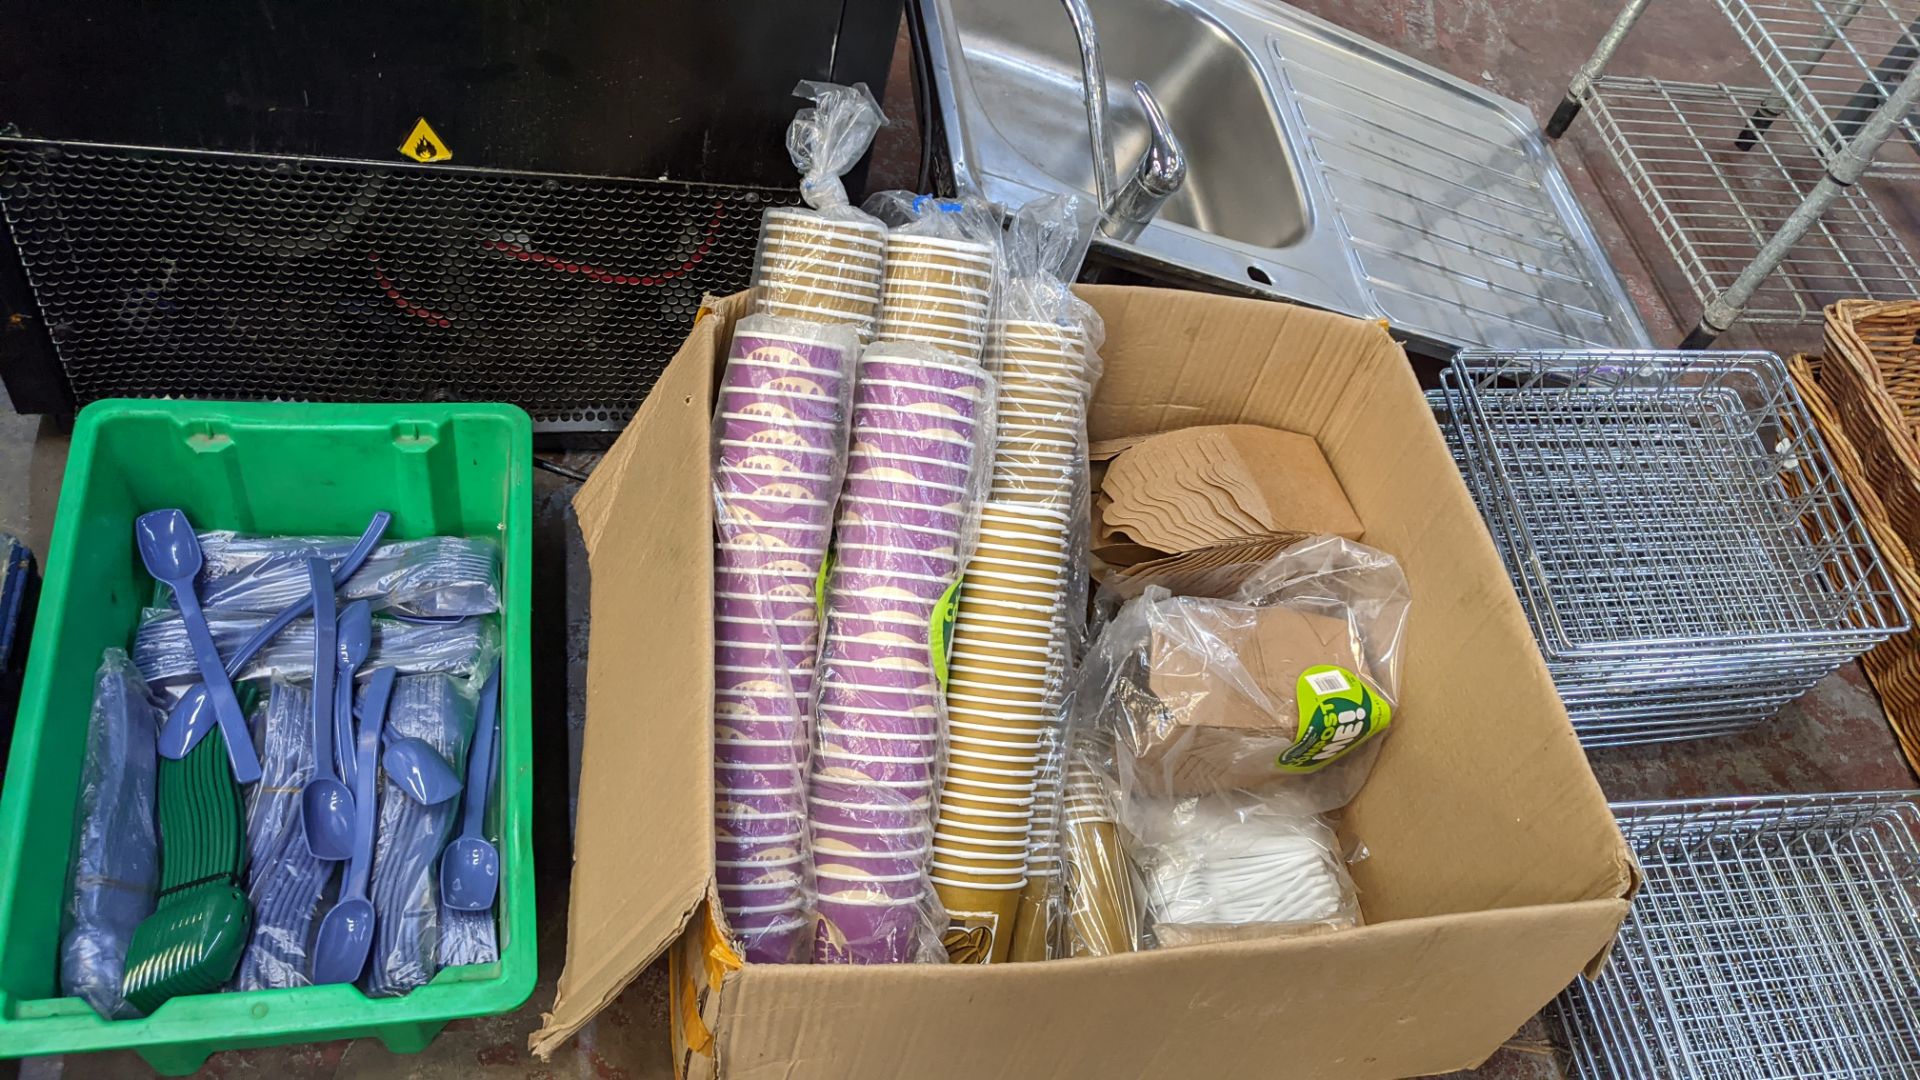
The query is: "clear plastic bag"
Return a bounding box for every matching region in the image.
[711,313,865,964]
[786,80,884,214]
[753,82,889,339]
[365,671,480,996]
[193,532,501,618]
[1001,193,1100,329]
[60,649,162,1019]
[805,340,997,965]
[1084,535,1408,811]
[1057,536,1403,950]
[864,192,1006,364]
[438,907,498,968]
[1131,793,1359,947]
[1059,751,1142,958]
[927,195,1103,963]
[131,608,494,690]
[234,679,330,991]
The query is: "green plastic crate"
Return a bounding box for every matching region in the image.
[0,400,536,1074]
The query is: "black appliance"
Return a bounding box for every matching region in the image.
[0,1,901,433]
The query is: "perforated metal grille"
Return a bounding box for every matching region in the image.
[0,139,797,430]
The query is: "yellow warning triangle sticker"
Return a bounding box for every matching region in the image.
[398,117,451,163]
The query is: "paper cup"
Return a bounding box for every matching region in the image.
[849,413,977,450]
[716,854,805,884]
[818,730,942,759]
[815,865,927,904]
[932,869,1028,898]
[948,635,1057,664]
[835,498,969,538]
[814,893,927,964]
[945,750,1047,777]
[731,320,858,364]
[810,794,929,832]
[712,690,808,720]
[715,760,808,791]
[816,687,943,720]
[852,431,976,466]
[813,825,933,856]
[713,660,814,689]
[813,754,935,786]
[714,811,808,840]
[759,263,888,292]
[860,352,990,389]
[759,238,887,270]
[716,834,806,864]
[950,713,1053,738]
[950,619,1056,648]
[932,841,1031,865]
[883,276,994,301]
[722,356,844,394]
[935,827,1031,850]
[758,276,881,312]
[713,789,805,816]
[733,913,812,965]
[715,738,809,768]
[764,207,886,237]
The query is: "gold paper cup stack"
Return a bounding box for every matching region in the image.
[754,207,889,340]
[1007,747,1066,962]
[1062,760,1138,957]
[989,321,1094,509]
[875,233,997,360]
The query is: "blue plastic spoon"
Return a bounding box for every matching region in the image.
[134,509,260,784]
[158,512,391,760]
[301,560,353,861]
[382,726,463,806]
[332,601,373,789]
[440,661,502,911]
[311,666,394,985]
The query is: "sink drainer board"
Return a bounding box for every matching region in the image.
[924,0,1651,352]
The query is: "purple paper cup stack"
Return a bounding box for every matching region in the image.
[807,344,992,964]
[713,314,862,964]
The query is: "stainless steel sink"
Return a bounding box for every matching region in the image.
[921,0,1653,351]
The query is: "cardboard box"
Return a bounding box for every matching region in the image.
[534,287,1636,1079]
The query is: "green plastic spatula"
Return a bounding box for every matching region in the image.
[121,724,251,1014]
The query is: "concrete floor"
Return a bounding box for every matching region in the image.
[6,0,1920,1076]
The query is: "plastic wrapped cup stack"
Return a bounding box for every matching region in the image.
[875,234,998,362]
[810,345,992,964]
[931,318,1095,961]
[754,207,889,342]
[713,315,862,963]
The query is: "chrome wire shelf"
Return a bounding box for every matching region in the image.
[1584,76,1920,323]
[1553,792,1920,1078]
[1715,0,1920,176]
[1430,349,1907,747]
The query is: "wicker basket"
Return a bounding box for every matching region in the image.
[1795,300,1920,773]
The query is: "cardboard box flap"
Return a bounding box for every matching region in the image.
[712,898,1630,1080]
[532,296,746,1059]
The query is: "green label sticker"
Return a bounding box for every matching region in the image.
[930,578,962,689]
[815,555,833,627]
[1278,665,1391,773]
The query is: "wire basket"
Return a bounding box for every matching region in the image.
[1434,349,1908,746]
[1790,305,1920,775]
[1552,791,1920,1078]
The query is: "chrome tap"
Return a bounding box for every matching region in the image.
[1061,0,1188,242]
